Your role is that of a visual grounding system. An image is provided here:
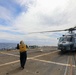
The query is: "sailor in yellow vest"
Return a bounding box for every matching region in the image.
[19,40,27,69]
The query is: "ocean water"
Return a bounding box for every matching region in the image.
[0,43,17,50]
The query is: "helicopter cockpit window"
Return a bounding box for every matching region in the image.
[67,36,72,42]
[59,37,64,42]
[59,36,73,42]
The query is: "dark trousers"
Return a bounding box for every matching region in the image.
[20,51,27,68]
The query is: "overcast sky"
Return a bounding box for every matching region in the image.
[0,0,76,46]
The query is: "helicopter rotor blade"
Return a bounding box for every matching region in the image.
[29,26,76,34]
[29,29,67,34]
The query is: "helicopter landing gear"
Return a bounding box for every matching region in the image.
[61,49,66,53]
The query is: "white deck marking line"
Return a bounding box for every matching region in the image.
[30,58,76,68]
[30,51,59,59]
[0,57,75,67]
[1,50,75,68]
[0,52,19,57]
[0,50,59,59]
[0,60,19,67]
[64,56,69,75]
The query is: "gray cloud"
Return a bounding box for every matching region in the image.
[38,10,69,26]
[0,0,76,46]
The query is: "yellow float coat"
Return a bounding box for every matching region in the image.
[19,44,27,52]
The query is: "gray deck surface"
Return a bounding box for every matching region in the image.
[0,47,76,75]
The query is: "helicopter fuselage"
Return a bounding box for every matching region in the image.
[58,33,76,51]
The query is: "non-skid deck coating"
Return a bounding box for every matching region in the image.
[0,47,76,75]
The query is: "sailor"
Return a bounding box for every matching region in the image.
[19,40,27,69]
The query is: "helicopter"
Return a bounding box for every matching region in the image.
[29,26,76,52]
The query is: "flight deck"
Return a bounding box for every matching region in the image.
[0,47,76,75]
